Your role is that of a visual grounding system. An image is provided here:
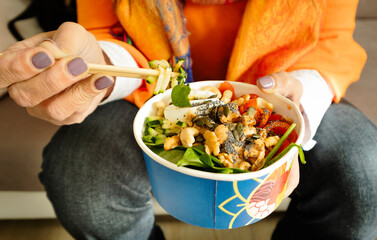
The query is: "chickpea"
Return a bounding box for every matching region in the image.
[221,90,233,104]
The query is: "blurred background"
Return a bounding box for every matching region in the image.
[1,0,376,239]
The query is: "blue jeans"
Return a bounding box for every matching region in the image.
[40,100,377,240]
[272,100,377,240]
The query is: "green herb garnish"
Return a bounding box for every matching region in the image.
[265,143,306,167]
[263,123,306,167]
[264,123,297,163]
[171,83,191,107]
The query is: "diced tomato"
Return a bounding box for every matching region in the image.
[240,99,257,115]
[265,121,298,143]
[268,114,283,122]
[218,82,236,100]
[239,105,245,115]
[255,108,272,128]
[265,120,298,157]
[239,99,271,127]
[249,94,259,99]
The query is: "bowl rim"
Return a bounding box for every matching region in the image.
[133,81,305,181]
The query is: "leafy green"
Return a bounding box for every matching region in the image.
[159,149,186,164]
[176,67,187,85]
[150,147,185,164]
[191,145,224,167]
[144,141,164,147]
[152,145,249,174]
[199,154,233,174]
[171,84,191,107]
[177,148,207,168]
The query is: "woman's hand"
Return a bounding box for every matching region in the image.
[0,22,114,125]
[257,71,303,198]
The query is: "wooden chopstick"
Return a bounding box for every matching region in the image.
[0,53,179,79]
[88,63,180,79]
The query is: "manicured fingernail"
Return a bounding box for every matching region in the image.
[258,76,275,89]
[95,76,114,90]
[32,52,52,69]
[67,57,87,76]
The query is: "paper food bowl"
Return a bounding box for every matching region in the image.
[133,81,304,229]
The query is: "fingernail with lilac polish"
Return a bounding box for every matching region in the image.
[32,52,52,69]
[95,76,114,90]
[258,76,275,89]
[67,58,88,76]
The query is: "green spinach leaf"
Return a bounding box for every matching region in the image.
[177,148,206,168]
[150,147,185,164]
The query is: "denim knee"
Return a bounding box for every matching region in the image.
[305,102,377,239]
[274,102,377,240]
[39,100,155,240]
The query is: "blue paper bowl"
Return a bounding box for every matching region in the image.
[134,81,304,229]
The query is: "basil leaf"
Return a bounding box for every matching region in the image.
[171,84,191,107]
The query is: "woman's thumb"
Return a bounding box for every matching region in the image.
[256,72,303,108]
[257,75,276,93]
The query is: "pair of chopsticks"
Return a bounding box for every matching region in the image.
[0,53,178,79]
[87,63,179,79]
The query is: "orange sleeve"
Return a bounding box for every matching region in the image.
[76,0,155,108]
[287,0,367,102]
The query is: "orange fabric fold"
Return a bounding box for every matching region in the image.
[77,0,155,108]
[77,0,366,106]
[116,0,172,61]
[183,0,247,81]
[227,1,325,83]
[287,0,367,102]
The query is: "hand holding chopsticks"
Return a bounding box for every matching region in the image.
[0,51,185,94]
[0,53,179,80]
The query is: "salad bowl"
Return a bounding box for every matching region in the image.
[133,81,304,229]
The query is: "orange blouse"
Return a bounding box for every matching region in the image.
[77,0,366,107]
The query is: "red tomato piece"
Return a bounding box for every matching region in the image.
[265,121,298,143]
[249,94,259,99]
[239,99,257,115]
[256,108,272,128]
[239,105,245,115]
[243,99,257,111]
[268,114,283,122]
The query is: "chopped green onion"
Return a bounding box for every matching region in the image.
[265,143,306,167]
[264,123,296,163]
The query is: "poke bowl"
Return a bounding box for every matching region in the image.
[133,80,304,229]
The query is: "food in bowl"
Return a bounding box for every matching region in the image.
[134,80,305,229]
[142,81,305,173]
